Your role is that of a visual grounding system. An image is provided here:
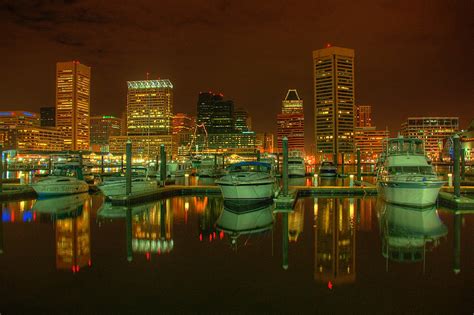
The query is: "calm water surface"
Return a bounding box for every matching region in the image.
[0,192,472,313]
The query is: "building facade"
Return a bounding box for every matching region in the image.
[234,108,251,132]
[197,92,223,130]
[354,127,389,162]
[1,126,64,151]
[109,135,176,160]
[277,89,304,154]
[90,115,122,152]
[256,132,274,153]
[56,61,91,151]
[400,117,459,161]
[356,105,371,128]
[313,46,355,159]
[0,111,39,129]
[40,107,56,127]
[127,80,174,136]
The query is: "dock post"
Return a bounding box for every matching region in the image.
[222,153,225,168]
[282,212,289,270]
[160,144,166,186]
[282,137,289,196]
[126,140,132,196]
[356,149,361,181]
[48,155,52,175]
[214,154,217,167]
[448,173,453,187]
[0,144,3,193]
[184,173,189,186]
[341,153,345,176]
[453,213,461,274]
[349,174,354,187]
[121,155,124,173]
[453,134,461,199]
[313,174,318,187]
[101,154,104,175]
[256,150,261,162]
[276,152,280,175]
[460,147,465,180]
[126,207,133,262]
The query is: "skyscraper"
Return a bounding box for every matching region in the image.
[355,105,371,127]
[197,92,223,130]
[40,107,56,127]
[277,89,304,154]
[56,61,91,151]
[234,107,251,132]
[90,115,122,152]
[313,46,355,160]
[127,79,174,136]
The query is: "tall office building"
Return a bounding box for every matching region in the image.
[56,61,91,151]
[313,46,355,160]
[127,79,174,136]
[277,89,304,154]
[356,105,371,127]
[40,107,56,127]
[234,108,251,132]
[256,132,274,153]
[90,115,122,152]
[210,100,234,134]
[172,113,193,135]
[197,92,223,130]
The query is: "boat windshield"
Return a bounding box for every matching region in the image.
[288,160,304,165]
[228,162,271,173]
[387,139,424,155]
[388,166,435,175]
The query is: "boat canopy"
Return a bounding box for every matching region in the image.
[384,137,425,155]
[227,161,272,171]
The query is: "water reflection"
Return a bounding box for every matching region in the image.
[198,197,223,242]
[313,197,356,285]
[377,200,448,269]
[0,207,3,254]
[216,200,274,250]
[32,193,89,219]
[288,199,304,242]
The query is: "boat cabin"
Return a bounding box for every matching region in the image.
[384,137,425,156]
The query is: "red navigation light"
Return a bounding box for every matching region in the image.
[199,233,202,241]
[219,231,224,240]
[88,260,92,267]
[328,281,333,290]
[72,266,75,273]
[325,43,332,48]
[33,212,36,221]
[213,232,216,239]
[209,234,212,242]
[76,265,80,272]
[146,252,150,260]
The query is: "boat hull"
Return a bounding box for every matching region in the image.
[377,181,444,207]
[98,180,157,198]
[218,181,274,201]
[32,182,89,197]
[288,167,306,177]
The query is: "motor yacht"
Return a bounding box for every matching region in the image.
[288,157,306,177]
[319,161,337,177]
[215,161,275,201]
[32,164,89,197]
[376,137,445,207]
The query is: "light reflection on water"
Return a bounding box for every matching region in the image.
[0,193,472,313]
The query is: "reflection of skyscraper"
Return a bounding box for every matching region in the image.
[199,197,223,241]
[132,200,173,255]
[314,198,356,285]
[55,205,91,272]
[288,199,305,242]
[56,61,91,151]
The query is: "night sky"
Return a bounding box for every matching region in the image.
[1,0,473,146]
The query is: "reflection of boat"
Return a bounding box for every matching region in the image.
[319,161,337,177]
[97,201,155,219]
[288,151,306,177]
[376,137,445,207]
[378,200,448,263]
[215,162,275,201]
[216,200,274,245]
[32,193,88,218]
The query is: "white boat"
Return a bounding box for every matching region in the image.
[216,200,274,246]
[288,157,306,177]
[378,200,448,262]
[319,161,337,177]
[215,161,275,201]
[98,177,157,198]
[32,176,89,197]
[376,137,445,207]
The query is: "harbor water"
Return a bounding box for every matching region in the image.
[0,192,472,313]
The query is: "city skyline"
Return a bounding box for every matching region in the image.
[0,1,472,148]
